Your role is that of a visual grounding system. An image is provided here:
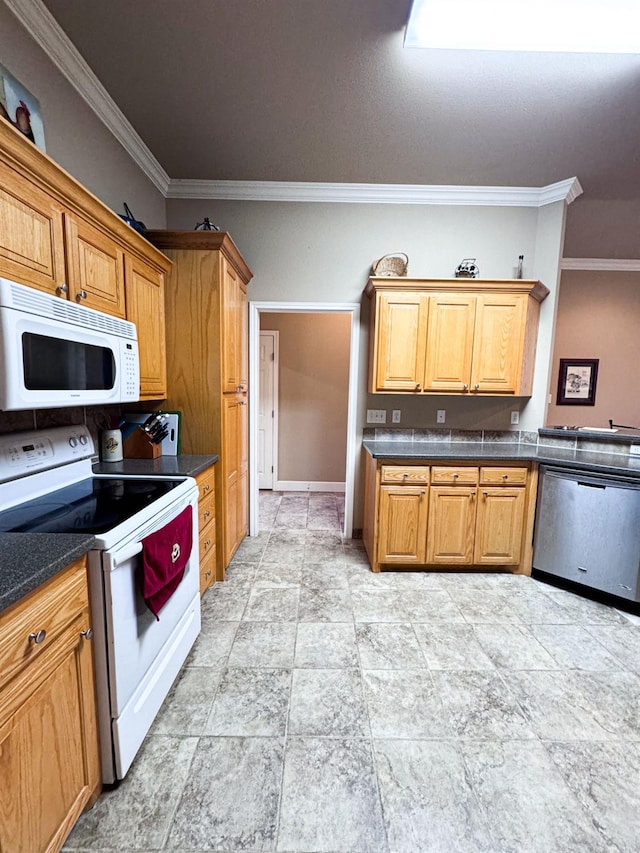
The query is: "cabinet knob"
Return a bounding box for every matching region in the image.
[203,510,211,520]
[502,474,508,480]
[483,491,488,498]
[81,627,94,640]
[463,384,469,391]
[204,539,212,548]
[453,473,459,479]
[75,289,88,302]
[415,383,421,390]
[203,484,211,493]
[471,491,476,498]
[55,283,68,296]
[28,629,47,644]
[474,383,480,391]
[420,490,426,496]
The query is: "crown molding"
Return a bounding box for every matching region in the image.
[561,258,640,271]
[167,176,582,206]
[5,0,170,195]
[3,0,583,210]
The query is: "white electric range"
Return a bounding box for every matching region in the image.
[0,425,201,783]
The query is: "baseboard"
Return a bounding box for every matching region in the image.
[274,480,346,493]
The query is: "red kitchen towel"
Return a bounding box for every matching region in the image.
[140,505,193,619]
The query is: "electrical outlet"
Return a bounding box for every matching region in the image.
[510,411,520,425]
[366,409,387,424]
[630,445,640,456]
[392,409,401,424]
[436,410,446,424]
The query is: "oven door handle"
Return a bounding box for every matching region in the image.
[112,541,143,568]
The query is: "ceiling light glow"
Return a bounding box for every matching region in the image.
[405,0,640,53]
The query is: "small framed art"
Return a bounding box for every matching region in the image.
[0,63,46,151]
[556,358,599,406]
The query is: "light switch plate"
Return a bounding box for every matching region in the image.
[366,409,387,424]
[630,444,640,456]
[392,410,401,423]
[436,410,446,424]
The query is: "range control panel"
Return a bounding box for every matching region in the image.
[0,425,94,482]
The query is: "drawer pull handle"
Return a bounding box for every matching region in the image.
[203,484,211,493]
[28,629,47,644]
[204,539,212,547]
[81,627,94,640]
[203,510,211,520]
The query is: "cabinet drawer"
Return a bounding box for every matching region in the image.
[200,527,216,559]
[200,549,216,594]
[480,466,528,486]
[198,491,216,532]
[431,466,479,485]
[380,465,429,485]
[196,466,216,502]
[0,559,88,691]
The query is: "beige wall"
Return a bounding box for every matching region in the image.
[261,313,350,484]
[168,197,566,525]
[0,3,166,227]
[546,270,640,430]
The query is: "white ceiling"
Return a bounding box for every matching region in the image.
[39,0,640,201]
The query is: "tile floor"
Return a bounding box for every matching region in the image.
[65,491,640,852]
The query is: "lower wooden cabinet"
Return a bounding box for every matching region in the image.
[0,557,100,853]
[363,454,537,574]
[195,464,217,591]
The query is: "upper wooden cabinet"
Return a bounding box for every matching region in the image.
[366,278,549,396]
[0,119,171,399]
[64,213,126,317]
[124,254,167,399]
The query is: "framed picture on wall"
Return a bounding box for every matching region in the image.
[0,62,46,151]
[556,358,599,405]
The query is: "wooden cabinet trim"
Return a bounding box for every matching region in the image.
[365,276,550,302]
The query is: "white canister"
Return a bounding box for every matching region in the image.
[101,428,123,462]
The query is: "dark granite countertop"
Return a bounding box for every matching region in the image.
[1,454,218,616]
[92,453,218,478]
[363,440,640,479]
[0,533,95,614]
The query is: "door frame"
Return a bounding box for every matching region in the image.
[249,301,360,538]
[258,329,279,490]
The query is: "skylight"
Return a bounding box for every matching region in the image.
[405,0,640,53]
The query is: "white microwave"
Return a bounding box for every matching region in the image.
[0,278,140,411]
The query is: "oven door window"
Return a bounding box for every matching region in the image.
[22,331,116,391]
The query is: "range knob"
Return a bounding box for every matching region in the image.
[69,436,78,448]
[79,434,88,445]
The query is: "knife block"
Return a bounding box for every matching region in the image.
[123,426,161,459]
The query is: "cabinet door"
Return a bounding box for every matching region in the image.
[426,487,477,564]
[373,292,429,391]
[377,486,428,564]
[125,255,167,399]
[0,160,66,293]
[63,213,126,317]
[470,294,526,393]
[423,294,476,392]
[0,616,99,853]
[221,259,241,393]
[222,395,242,565]
[238,282,248,391]
[474,487,526,565]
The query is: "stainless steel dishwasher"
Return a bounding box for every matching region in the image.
[532,465,640,603]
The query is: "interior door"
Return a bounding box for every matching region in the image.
[258,331,277,489]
